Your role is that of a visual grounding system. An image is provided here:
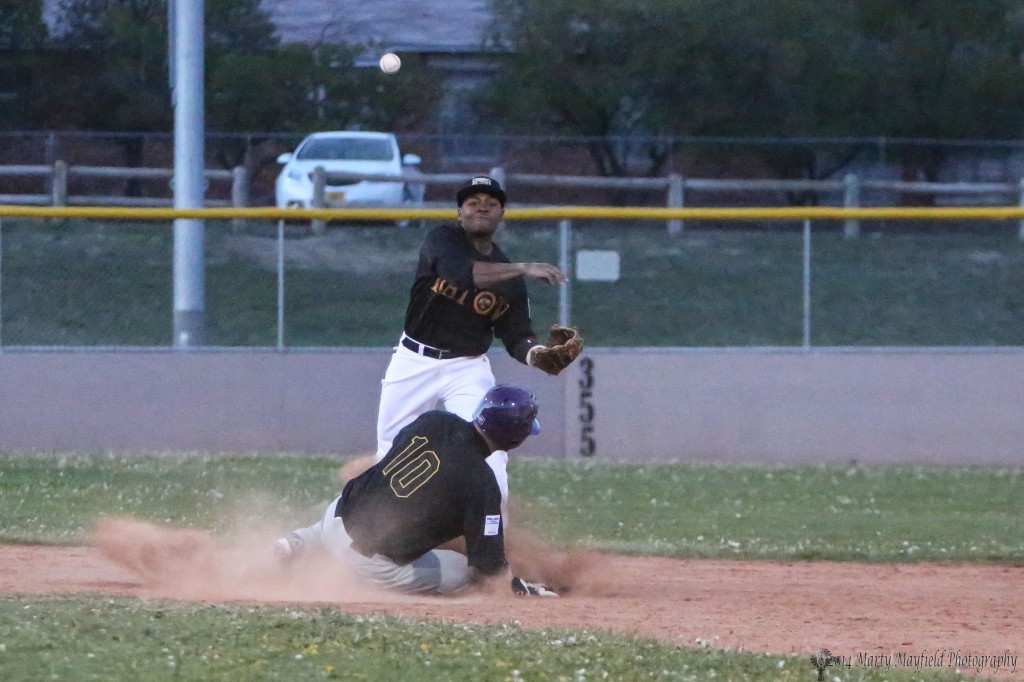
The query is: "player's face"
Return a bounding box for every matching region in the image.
[458,193,505,238]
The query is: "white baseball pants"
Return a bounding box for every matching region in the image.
[375,337,496,460]
[374,336,510,509]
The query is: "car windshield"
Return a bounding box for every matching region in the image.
[295,137,395,161]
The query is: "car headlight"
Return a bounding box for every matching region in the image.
[286,168,304,182]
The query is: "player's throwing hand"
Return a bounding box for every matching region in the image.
[521,262,568,285]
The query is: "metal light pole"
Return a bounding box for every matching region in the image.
[170,0,206,347]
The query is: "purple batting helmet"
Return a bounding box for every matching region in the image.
[473,385,541,451]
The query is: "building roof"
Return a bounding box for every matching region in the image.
[259,0,494,52]
[42,0,494,53]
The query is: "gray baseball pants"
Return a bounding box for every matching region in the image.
[288,495,472,595]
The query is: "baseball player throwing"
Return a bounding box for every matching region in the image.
[364,176,583,506]
[276,385,557,596]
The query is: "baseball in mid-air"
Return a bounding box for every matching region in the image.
[379,52,401,74]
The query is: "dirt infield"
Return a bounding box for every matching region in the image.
[1,524,1021,680]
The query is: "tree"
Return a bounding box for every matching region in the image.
[485,0,1024,188]
[39,1,320,172]
[0,0,47,128]
[0,0,46,50]
[47,0,284,135]
[206,0,277,53]
[847,0,1024,185]
[485,0,677,176]
[311,44,441,132]
[654,0,868,197]
[45,0,171,137]
[39,1,439,136]
[484,0,861,179]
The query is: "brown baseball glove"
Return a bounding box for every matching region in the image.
[528,324,584,376]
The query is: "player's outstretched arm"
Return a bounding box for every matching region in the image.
[473,261,567,287]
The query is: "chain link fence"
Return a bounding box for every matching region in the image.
[1,210,1022,349]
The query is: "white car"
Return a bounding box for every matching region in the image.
[274,131,422,208]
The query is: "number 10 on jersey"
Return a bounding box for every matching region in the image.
[382,436,441,497]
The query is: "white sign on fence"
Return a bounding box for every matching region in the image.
[576,250,620,281]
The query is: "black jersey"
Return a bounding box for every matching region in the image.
[338,410,508,575]
[403,224,538,362]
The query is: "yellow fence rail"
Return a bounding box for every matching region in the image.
[1,203,1021,349]
[4,203,1024,222]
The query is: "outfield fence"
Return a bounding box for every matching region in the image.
[1,203,1024,349]
[1,204,1022,460]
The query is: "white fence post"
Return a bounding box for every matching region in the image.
[231,165,248,230]
[51,160,68,207]
[1017,178,1024,241]
[277,219,286,348]
[489,166,506,197]
[667,173,684,236]
[0,217,3,346]
[311,165,326,235]
[843,173,860,238]
[803,219,812,348]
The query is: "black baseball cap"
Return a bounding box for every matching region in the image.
[456,176,507,207]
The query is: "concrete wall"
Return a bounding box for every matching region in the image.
[0,349,565,458]
[568,348,1024,465]
[1,348,1022,465]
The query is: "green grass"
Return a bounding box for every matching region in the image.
[2,220,1018,681]
[0,453,343,544]
[0,597,966,682]
[1,453,1014,681]
[514,461,1024,563]
[2,218,1024,346]
[2,453,1021,563]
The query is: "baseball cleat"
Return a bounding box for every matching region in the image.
[511,576,559,597]
[273,533,303,561]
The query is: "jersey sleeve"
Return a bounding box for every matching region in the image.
[493,277,539,363]
[420,227,475,289]
[461,469,508,576]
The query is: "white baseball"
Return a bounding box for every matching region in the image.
[379,52,401,74]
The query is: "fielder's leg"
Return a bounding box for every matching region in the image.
[437,354,495,421]
[437,355,510,519]
[374,344,445,461]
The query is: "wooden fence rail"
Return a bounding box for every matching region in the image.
[3,162,1024,237]
[0,161,242,209]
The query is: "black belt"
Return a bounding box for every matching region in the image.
[401,336,464,360]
